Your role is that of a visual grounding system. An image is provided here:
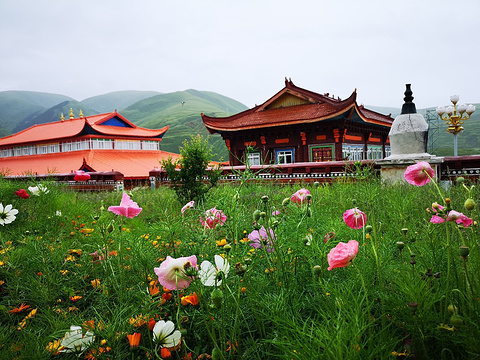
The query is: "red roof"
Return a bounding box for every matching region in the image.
[0,111,169,147]
[202,79,393,133]
[0,149,180,179]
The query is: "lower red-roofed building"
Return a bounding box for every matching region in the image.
[0,110,180,183]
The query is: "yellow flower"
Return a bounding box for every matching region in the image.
[60,270,69,275]
[65,255,76,262]
[46,339,64,355]
[216,238,227,247]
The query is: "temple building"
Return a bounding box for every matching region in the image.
[202,79,394,166]
[0,110,180,180]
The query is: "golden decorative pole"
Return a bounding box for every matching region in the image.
[436,95,475,156]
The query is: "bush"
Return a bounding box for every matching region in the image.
[162,134,222,203]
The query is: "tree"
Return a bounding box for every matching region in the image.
[162,135,222,203]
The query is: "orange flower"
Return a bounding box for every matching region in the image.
[162,292,172,301]
[161,347,172,359]
[148,318,156,331]
[69,295,82,302]
[83,319,95,331]
[149,280,160,296]
[46,339,64,355]
[129,315,147,328]
[163,286,172,293]
[181,293,199,306]
[216,238,227,247]
[91,279,101,289]
[127,332,141,348]
[9,303,29,314]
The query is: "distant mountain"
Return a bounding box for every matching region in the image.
[81,90,162,113]
[0,91,73,132]
[13,101,99,133]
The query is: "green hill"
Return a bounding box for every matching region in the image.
[0,91,73,132]
[81,90,162,113]
[121,89,248,160]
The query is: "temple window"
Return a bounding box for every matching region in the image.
[91,139,114,149]
[275,149,294,164]
[310,145,334,162]
[366,145,383,160]
[115,139,141,150]
[247,151,261,166]
[342,144,364,161]
[142,141,159,150]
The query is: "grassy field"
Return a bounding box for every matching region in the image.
[0,173,479,359]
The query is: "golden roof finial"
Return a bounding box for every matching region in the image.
[79,110,84,118]
[60,113,64,121]
[69,108,74,119]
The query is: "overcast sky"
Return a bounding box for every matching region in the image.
[1,0,479,110]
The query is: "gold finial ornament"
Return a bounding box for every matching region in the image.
[69,108,74,119]
[60,113,64,121]
[79,110,84,118]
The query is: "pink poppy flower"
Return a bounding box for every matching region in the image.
[343,208,367,229]
[200,207,226,229]
[181,201,194,213]
[430,215,445,224]
[15,189,29,199]
[404,161,435,186]
[108,192,142,218]
[323,231,336,244]
[154,255,197,290]
[272,210,280,216]
[327,240,359,271]
[74,170,91,182]
[446,210,473,228]
[248,226,275,252]
[290,188,311,205]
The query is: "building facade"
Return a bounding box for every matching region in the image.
[0,110,179,180]
[202,79,394,166]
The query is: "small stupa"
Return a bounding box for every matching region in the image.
[378,84,443,182]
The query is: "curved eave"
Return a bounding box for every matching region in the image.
[354,104,394,127]
[89,124,169,139]
[202,103,357,133]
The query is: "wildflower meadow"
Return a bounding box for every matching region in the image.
[1,164,480,359]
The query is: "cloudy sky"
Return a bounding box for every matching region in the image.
[1,0,479,109]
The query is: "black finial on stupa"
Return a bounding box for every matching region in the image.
[401,84,417,115]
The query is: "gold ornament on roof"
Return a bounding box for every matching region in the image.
[69,108,74,119]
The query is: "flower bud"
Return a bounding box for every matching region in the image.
[456,177,465,185]
[448,304,458,315]
[401,228,408,235]
[106,223,114,233]
[450,314,463,326]
[365,225,373,234]
[223,244,232,253]
[305,194,313,202]
[261,195,269,203]
[313,265,322,276]
[458,245,470,259]
[313,181,320,187]
[408,301,418,315]
[282,198,290,206]
[396,241,405,251]
[259,212,266,219]
[211,288,223,309]
[235,262,247,276]
[253,210,261,221]
[464,198,475,211]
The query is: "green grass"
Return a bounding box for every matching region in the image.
[0,176,480,359]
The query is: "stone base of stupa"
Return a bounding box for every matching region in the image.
[377,155,444,184]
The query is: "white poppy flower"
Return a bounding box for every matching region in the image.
[152,320,181,348]
[60,325,94,353]
[199,254,230,287]
[0,203,19,226]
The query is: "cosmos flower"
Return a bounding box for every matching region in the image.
[152,320,181,349]
[404,161,435,186]
[28,184,49,196]
[154,255,198,290]
[199,255,230,287]
[0,203,19,226]
[343,208,367,229]
[108,192,142,218]
[60,325,95,353]
[200,207,227,229]
[327,240,359,271]
[248,226,276,252]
